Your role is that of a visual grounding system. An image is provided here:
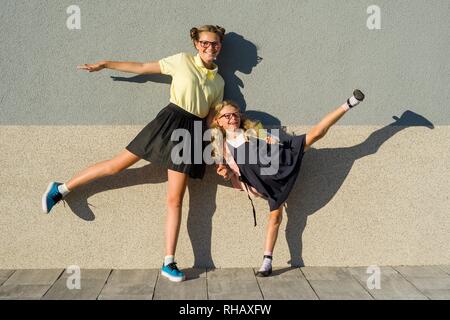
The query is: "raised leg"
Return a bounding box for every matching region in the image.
[66,149,141,190]
[304,104,347,151]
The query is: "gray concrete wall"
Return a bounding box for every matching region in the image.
[1,0,449,268]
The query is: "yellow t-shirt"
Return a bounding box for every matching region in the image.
[159,52,225,119]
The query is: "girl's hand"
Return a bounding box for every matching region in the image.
[217,164,232,181]
[77,62,106,72]
[266,135,279,145]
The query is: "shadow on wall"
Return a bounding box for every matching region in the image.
[110,74,171,84]
[285,110,434,266]
[216,32,261,112]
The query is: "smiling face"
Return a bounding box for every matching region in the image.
[215,104,241,131]
[194,31,222,67]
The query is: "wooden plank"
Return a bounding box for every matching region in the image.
[0,270,15,286]
[300,267,354,281]
[347,267,428,300]
[0,285,53,300]
[99,269,158,300]
[0,269,63,300]
[3,269,63,286]
[42,269,111,300]
[307,279,374,300]
[154,268,207,300]
[404,277,450,300]
[207,268,262,300]
[394,266,448,278]
[437,265,450,275]
[256,268,318,300]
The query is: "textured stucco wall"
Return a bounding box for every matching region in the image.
[0,0,449,268]
[1,124,449,268]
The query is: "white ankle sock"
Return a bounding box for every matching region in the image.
[164,255,175,266]
[57,183,70,197]
[259,255,273,272]
[342,96,360,112]
[348,95,361,107]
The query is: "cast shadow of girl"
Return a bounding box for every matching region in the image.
[216,32,261,111]
[284,110,434,266]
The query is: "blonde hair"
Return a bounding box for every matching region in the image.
[211,100,261,131]
[210,100,264,162]
[190,25,226,43]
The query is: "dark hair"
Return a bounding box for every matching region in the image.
[190,25,226,43]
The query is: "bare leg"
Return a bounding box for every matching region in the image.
[256,206,284,276]
[304,103,347,151]
[66,149,141,191]
[264,206,284,254]
[165,169,189,257]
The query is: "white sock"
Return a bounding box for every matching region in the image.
[346,90,365,109]
[342,96,360,112]
[349,96,360,107]
[259,255,273,272]
[164,255,175,266]
[57,183,70,197]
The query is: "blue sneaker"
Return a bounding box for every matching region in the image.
[161,262,186,282]
[42,182,63,213]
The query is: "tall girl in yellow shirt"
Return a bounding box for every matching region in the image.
[42,25,226,282]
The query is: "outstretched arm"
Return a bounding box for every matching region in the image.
[77,60,161,75]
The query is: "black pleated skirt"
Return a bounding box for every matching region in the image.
[126,103,207,179]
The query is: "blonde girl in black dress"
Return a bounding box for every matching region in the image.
[212,90,365,276]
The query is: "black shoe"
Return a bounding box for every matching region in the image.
[347,89,365,108]
[353,89,365,102]
[256,268,272,277]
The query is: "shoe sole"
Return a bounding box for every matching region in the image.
[42,182,55,214]
[161,270,185,282]
[353,89,365,101]
[256,270,272,277]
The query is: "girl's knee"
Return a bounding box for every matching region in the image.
[104,160,124,175]
[167,194,183,208]
[306,128,326,148]
[269,211,283,226]
[106,151,138,175]
[311,127,326,141]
